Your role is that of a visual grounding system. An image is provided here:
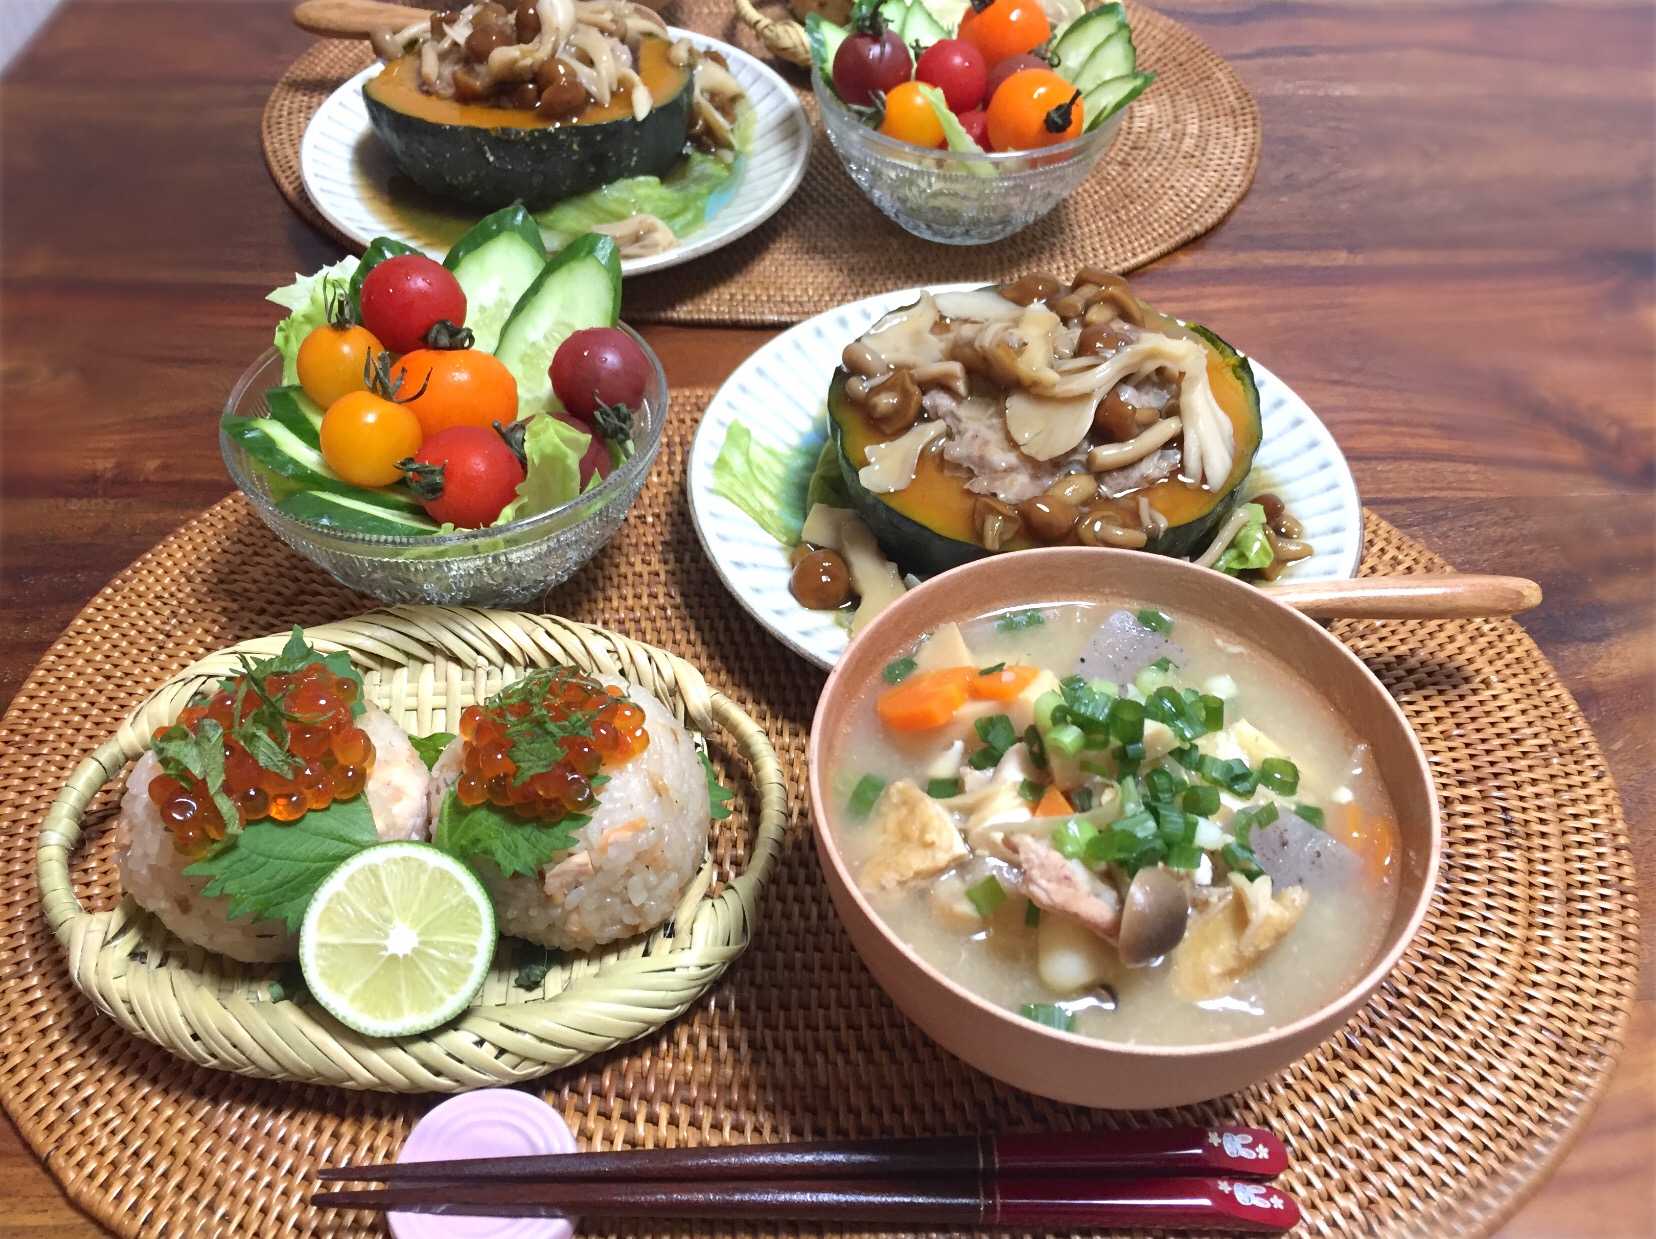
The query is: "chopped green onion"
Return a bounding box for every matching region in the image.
[1051,818,1099,860]
[882,656,917,685]
[996,609,1045,633]
[1295,803,1326,828]
[1221,841,1264,880]
[1044,722,1085,759]
[1114,810,1157,838]
[1149,656,1174,672]
[978,662,1006,676]
[1136,608,1172,634]
[1118,779,1143,815]
[1166,843,1202,871]
[1024,900,1041,927]
[1106,698,1144,744]
[1145,766,1186,801]
[966,875,1009,917]
[1079,758,1114,778]
[1023,724,1048,770]
[1034,690,1065,731]
[1258,758,1300,796]
[1170,746,1201,771]
[926,777,960,799]
[1065,682,1115,730]
[1017,778,1045,804]
[1198,694,1226,733]
[848,775,885,817]
[1070,787,1095,813]
[1182,784,1221,816]
[1200,755,1258,797]
[969,714,1018,769]
[1233,801,1279,844]
[1018,1002,1074,1032]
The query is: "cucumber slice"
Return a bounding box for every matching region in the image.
[444,205,548,354]
[881,0,946,47]
[806,13,849,89]
[1051,1,1125,70]
[1071,27,1138,90]
[278,490,440,538]
[347,237,419,319]
[494,233,622,420]
[1080,70,1154,129]
[264,386,325,448]
[224,414,425,514]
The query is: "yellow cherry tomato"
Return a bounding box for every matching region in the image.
[319,390,423,487]
[878,80,946,148]
[296,322,383,410]
[986,68,1084,152]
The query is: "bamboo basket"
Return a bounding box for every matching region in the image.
[36,607,788,1093]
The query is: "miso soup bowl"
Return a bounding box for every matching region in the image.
[806,547,1441,1110]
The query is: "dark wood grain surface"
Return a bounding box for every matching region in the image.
[1,0,1650,1234]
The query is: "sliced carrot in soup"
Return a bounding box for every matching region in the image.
[966,665,1042,702]
[877,667,975,732]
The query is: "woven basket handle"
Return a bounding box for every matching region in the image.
[733,0,813,67]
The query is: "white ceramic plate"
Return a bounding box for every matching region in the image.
[688,285,1364,670]
[299,31,809,276]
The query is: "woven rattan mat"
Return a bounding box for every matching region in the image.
[0,387,1638,1238]
[260,1,1258,326]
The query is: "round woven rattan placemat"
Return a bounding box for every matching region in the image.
[261,0,1260,326]
[0,387,1638,1237]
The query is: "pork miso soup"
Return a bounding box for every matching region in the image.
[827,602,1400,1046]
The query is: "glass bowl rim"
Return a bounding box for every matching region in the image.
[221,327,668,550]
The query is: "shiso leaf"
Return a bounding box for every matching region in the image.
[411,732,457,770]
[699,750,735,821]
[513,943,560,990]
[434,794,584,880]
[183,793,379,932]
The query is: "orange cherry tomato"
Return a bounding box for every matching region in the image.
[878,80,946,148]
[959,0,1051,71]
[319,390,424,487]
[392,348,519,438]
[986,67,1084,151]
[296,322,383,409]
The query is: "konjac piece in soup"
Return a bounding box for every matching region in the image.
[826,602,1401,1047]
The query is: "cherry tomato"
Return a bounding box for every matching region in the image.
[956,106,991,150]
[959,0,1051,72]
[392,348,518,438]
[878,80,946,148]
[985,51,1050,101]
[359,255,467,355]
[319,391,424,488]
[986,67,1084,151]
[550,327,651,422]
[402,425,526,528]
[296,322,383,409]
[554,412,618,487]
[832,22,913,108]
[915,39,987,113]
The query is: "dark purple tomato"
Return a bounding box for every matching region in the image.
[832,29,914,108]
[915,39,987,114]
[554,412,617,487]
[985,52,1050,103]
[549,327,650,421]
[956,107,991,150]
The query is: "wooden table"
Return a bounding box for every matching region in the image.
[2,0,1650,1234]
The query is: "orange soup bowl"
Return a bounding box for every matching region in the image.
[806,546,1441,1110]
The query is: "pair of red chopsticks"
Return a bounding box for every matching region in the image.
[314,1126,1299,1231]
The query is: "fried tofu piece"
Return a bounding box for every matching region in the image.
[1170,873,1309,1002]
[858,779,969,892]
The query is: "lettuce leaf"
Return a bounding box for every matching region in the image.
[268,257,358,385]
[710,420,827,546]
[805,437,852,512]
[494,413,592,526]
[1214,503,1274,575]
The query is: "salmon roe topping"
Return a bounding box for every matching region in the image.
[148,660,375,857]
[453,669,649,824]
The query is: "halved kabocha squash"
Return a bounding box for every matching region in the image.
[363,35,693,211]
[826,288,1262,579]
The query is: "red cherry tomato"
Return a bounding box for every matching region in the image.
[986,67,1084,151]
[403,425,526,528]
[359,255,467,355]
[985,52,1050,101]
[915,39,987,114]
[959,0,1051,71]
[956,107,991,150]
[549,327,651,421]
[832,25,913,108]
[554,412,618,487]
[878,80,946,148]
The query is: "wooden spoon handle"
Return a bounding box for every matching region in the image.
[1267,574,1542,620]
[293,0,432,39]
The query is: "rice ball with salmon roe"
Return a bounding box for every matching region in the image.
[115,703,432,963]
[428,675,711,952]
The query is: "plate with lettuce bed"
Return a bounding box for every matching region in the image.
[300,29,809,277]
[687,282,1363,670]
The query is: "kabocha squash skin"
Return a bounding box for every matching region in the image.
[363,38,694,211]
[826,305,1262,578]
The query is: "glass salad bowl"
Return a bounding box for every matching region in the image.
[812,67,1125,245]
[221,334,667,608]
